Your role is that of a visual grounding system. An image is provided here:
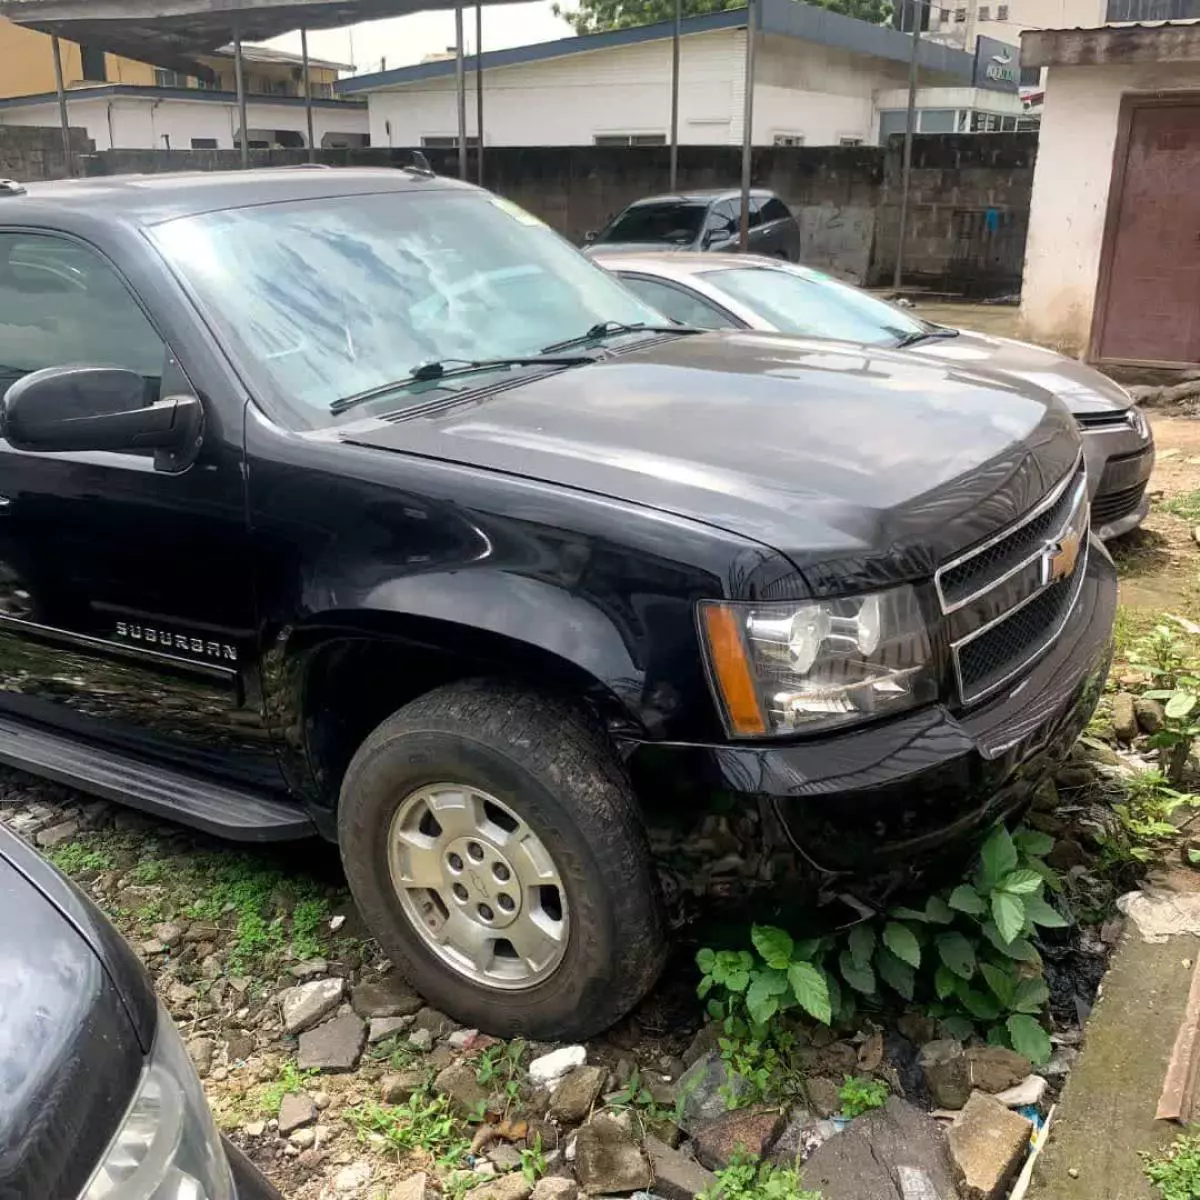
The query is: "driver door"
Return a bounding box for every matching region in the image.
[702,201,739,252]
[0,229,276,788]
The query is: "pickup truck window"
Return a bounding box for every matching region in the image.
[0,234,166,397]
[151,192,660,425]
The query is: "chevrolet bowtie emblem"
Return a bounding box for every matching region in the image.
[1041,529,1082,586]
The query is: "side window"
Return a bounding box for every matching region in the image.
[617,275,738,331]
[704,200,739,238]
[0,233,166,398]
[747,197,765,229]
[761,197,792,224]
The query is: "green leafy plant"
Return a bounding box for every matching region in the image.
[697,825,1063,1065]
[48,839,115,875]
[608,1066,668,1121]
[1129,624,1200,783]
[837,1075,888,1119]
[698,1151,821,1200]
[476,1039,525,1115]
[1142,1131,1200,1200]
[345,1093,470,1168]
[256,1062,318,1115]
[1093,770,1196,871]
[290,896,330,961]
[520,1135,547,1185]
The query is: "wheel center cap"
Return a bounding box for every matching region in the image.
[444,835,521,929]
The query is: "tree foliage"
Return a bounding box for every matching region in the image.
[554,0,893,36]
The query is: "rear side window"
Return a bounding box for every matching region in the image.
[760,197,792,223]
[618,274,738,331]
[0,233,166,397]
[601,202,707,246]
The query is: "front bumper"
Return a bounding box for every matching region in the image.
[636,545,1115,883]
[1083,428,1155,540]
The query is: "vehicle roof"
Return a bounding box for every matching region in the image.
[627,189,776,206]
[593,250,816,278]
[0,166,470,226]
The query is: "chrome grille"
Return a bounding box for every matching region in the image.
[936,456,1090,707]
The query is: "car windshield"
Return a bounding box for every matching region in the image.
[599,201,708,246]
[702,266,928,346]
[150,190,662,424]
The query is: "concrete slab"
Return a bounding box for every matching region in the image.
[1028,934,1197,1200]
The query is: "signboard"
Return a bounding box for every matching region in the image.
[973,35,1020,93]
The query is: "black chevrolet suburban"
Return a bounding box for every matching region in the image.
[0,820,280,1199]
[0,169,1114,1041]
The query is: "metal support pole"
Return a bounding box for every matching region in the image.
[50,35,72,174]
[893,0,923,291]
[669,0,681,192]
[301,26,315,162]
[476,4,485,186]
[234,30,249,168]
[739,0,756,252]
[455,4,468,181]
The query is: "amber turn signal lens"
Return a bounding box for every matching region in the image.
[701,603,767,737]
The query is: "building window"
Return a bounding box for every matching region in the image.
[593,134,666,147]
[190,138,218,149]
[421,135,481,148]
[80,46,107,82]
[155,68,190,88]
[955,7,966,20]
[839,136,863,146]
[979,4,990,18]
[196,75,218,90]
[311,81,335,99]
[773,133,805,146]
[997,3,1009,17]
[1019,65,1041,87]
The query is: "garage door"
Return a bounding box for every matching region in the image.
[1094,100,1200,367]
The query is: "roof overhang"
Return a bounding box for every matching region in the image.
[0,0,524,75]
[1022,20,1200,68]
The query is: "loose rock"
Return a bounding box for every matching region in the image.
[964,1046,1032,1094]
[805,1076,842,1120]
[289,958,328,980]
[297,1013,366,1072]
[529,1045,587,1087]
[278,1092,317,1135]
[573,1115,652,1194]
[919,1040,970,1110]
[1112,693,1138,743]
[992,1075,1048,1108]
[644,1135,718,1200]
[947,1092,1032,1200]
[350,975,425,1019]
[802,1098,958,1200]
[186,1037,216,1077]
[693,1107,786,1171]
[408,1028,434,1052]
[289,1128,317,1149]
[434,1062,490,1113]
[281,977,345,1035]
[411,1007,457,1040]
[1135,697,1166,735]
[547,1065,606,1123]
[486,1144,523,1172]
[242,1120,266,1138]
[151,921,188,947]
[529,1179,580,1200]
[389,1173,439,1200]
[676,1052,753,1132]
[333,1160,373,1194]
[466,1175,533,1200]
[36,819,79,848]
[369,1015,415,1044]
[382,1070,427,1103]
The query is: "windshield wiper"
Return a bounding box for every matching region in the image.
[541,320,705,354]
[329,354,597,415]
[894,325,962,349]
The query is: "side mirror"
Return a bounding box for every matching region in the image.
[2,366,202,465]
[584,230,598,244]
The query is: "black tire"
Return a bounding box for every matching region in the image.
[337,679,666,1041]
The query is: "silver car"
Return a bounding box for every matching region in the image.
[597,251,1155,541]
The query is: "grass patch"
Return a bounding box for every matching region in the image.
[838,1075,888,1119]
[1161,490,1200,525]
[344,1094,470,1168]
[699,1152,821,1200]
[255,1062,319,1115]
[1143,1131,1200,1200]
[48,838,115,874]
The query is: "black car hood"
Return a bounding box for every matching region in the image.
[341,332,1081,594]
[0,828,149,1199]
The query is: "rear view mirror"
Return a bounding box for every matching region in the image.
[2,365,202,467]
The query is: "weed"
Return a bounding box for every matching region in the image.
[1161,490,1200,525]
[291,896,330,961]
[608,1067,668,1121]
[48,839,114,875]
[130,858,167,885]
[1092,769,1197,876]
[345,1094,470,1168]
[837,1076,888,1119]
[256,1062,318,1115]
[1142,1132,1200,1200]
[699,1151,820,1200]
[520,1135,547,1185]
[476,1040,525,1114]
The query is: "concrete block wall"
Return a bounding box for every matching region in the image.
[0,125,93,182]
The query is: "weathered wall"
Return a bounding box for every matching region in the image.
[0,124,93,181]
[9,128,1035,292]
[871,132,1038,294]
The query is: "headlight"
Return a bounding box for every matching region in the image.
[699,586,936,737]
[1128,405,1150,440]
[82,1003,233,1200]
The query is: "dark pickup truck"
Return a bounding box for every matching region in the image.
[0,168,1114,1041]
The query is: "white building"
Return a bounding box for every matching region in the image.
[1019,18,1200,367]
[339,0,1025,148]
[925,0,1105,60]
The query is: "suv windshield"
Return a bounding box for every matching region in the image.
[703,266,928,346]
[599,201,708,246]
[150,190,661,424]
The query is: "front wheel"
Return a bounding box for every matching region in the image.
[337,680,666,1040]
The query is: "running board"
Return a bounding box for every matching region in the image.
[0,716,314,842]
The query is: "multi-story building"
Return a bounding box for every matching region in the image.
[0,17,369,150]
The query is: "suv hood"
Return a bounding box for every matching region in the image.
[907,330,1133,415]
[341,332,1080,584]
